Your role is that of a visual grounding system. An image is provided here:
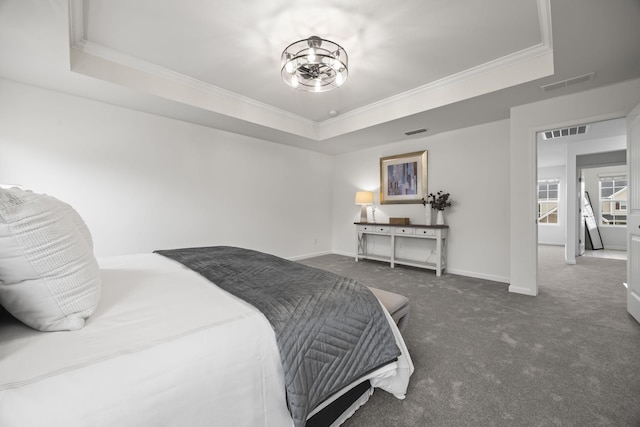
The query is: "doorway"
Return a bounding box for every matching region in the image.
[536,118,628,268]
[578,161,628,260]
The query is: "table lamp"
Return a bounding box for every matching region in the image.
[355,191,374,222]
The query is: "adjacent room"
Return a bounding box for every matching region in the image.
[1,0,640,426]
[537,118,629,260]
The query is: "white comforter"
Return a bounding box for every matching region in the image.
[0,254,413,426]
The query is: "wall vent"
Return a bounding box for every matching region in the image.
[404,128,428,136]
[542,124,589,140]
[541,72,595,91]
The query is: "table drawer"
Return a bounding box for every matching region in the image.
[394,227,415,235]
[358,225,390,233]
[416,228,436,237]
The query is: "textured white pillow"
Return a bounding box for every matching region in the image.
[0,188,101,331]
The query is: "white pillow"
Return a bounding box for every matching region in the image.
[0,188,101,331]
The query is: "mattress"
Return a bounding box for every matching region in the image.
[0,253,412,426]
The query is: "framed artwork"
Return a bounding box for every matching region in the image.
[379,150,427,204]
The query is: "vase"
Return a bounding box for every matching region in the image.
[425,207,432,225]
[436,210,445,225]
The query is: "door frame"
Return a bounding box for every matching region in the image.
[626,101,640,323]
[509,79,640,296]
[579,171,586,256]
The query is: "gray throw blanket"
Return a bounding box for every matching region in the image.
[155,246,400,427]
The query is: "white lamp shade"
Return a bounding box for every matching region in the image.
[355,191,374,205]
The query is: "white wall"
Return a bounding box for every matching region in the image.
[537,166,565,245]
[4,77,639,289]
[510,78,640,296]
[332,120,511,283]
[0,79,333,259]
[583,165,628,250]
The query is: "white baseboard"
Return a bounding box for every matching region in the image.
[332,250,353,258]
[445,268,510,284]
[600,245,627,251]
[508,284,538,296]
[331,251,510,284]
[288,250,333,261]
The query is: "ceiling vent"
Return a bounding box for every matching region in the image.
[541,72,595,91]
[542,124,589,140]
[404,128,428,136]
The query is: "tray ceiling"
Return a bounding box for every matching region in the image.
[70,0,552,140]
[1,0,638,154]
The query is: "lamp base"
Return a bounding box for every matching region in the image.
[360,205,368,223]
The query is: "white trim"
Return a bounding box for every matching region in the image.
[70,39,317,130]
[69,47,319,140]
[323,0,553,129]
[321,43,553,128]
[68,0,84,48]
[68,0,554,141]
[287,250,333,261]
[537,0,553,48]
[331,251,510,284]
[508,285,538,296]
[601,245,627,251]
[510,79,640,298]
[598,174,627,180]
[538,178,561,184]
[318,49,554,140]
[445,268,510,284]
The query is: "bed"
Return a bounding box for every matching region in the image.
[0,188,413,427]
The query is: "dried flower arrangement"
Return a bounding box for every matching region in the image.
[421,191,452,210]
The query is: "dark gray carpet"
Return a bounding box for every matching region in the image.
[298,245,640,427]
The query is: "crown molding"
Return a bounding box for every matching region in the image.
[68,0,553,142]
[319,0,553,132]
[319,43,553,127]
[74,39,315,123]
[68,0,317,139]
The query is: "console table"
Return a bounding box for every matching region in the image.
[355,222,448,276]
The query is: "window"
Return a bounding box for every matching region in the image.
[599,175,627,226]
[538,179,559,224]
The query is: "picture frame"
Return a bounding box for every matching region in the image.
[379,150,427,204]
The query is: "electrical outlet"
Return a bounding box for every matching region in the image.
[313,238,318,245]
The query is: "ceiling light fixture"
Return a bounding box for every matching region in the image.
[281,36,348,93]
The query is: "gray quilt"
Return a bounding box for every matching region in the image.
[154,246,400,427]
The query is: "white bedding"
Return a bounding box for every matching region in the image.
[0,253,413,426]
